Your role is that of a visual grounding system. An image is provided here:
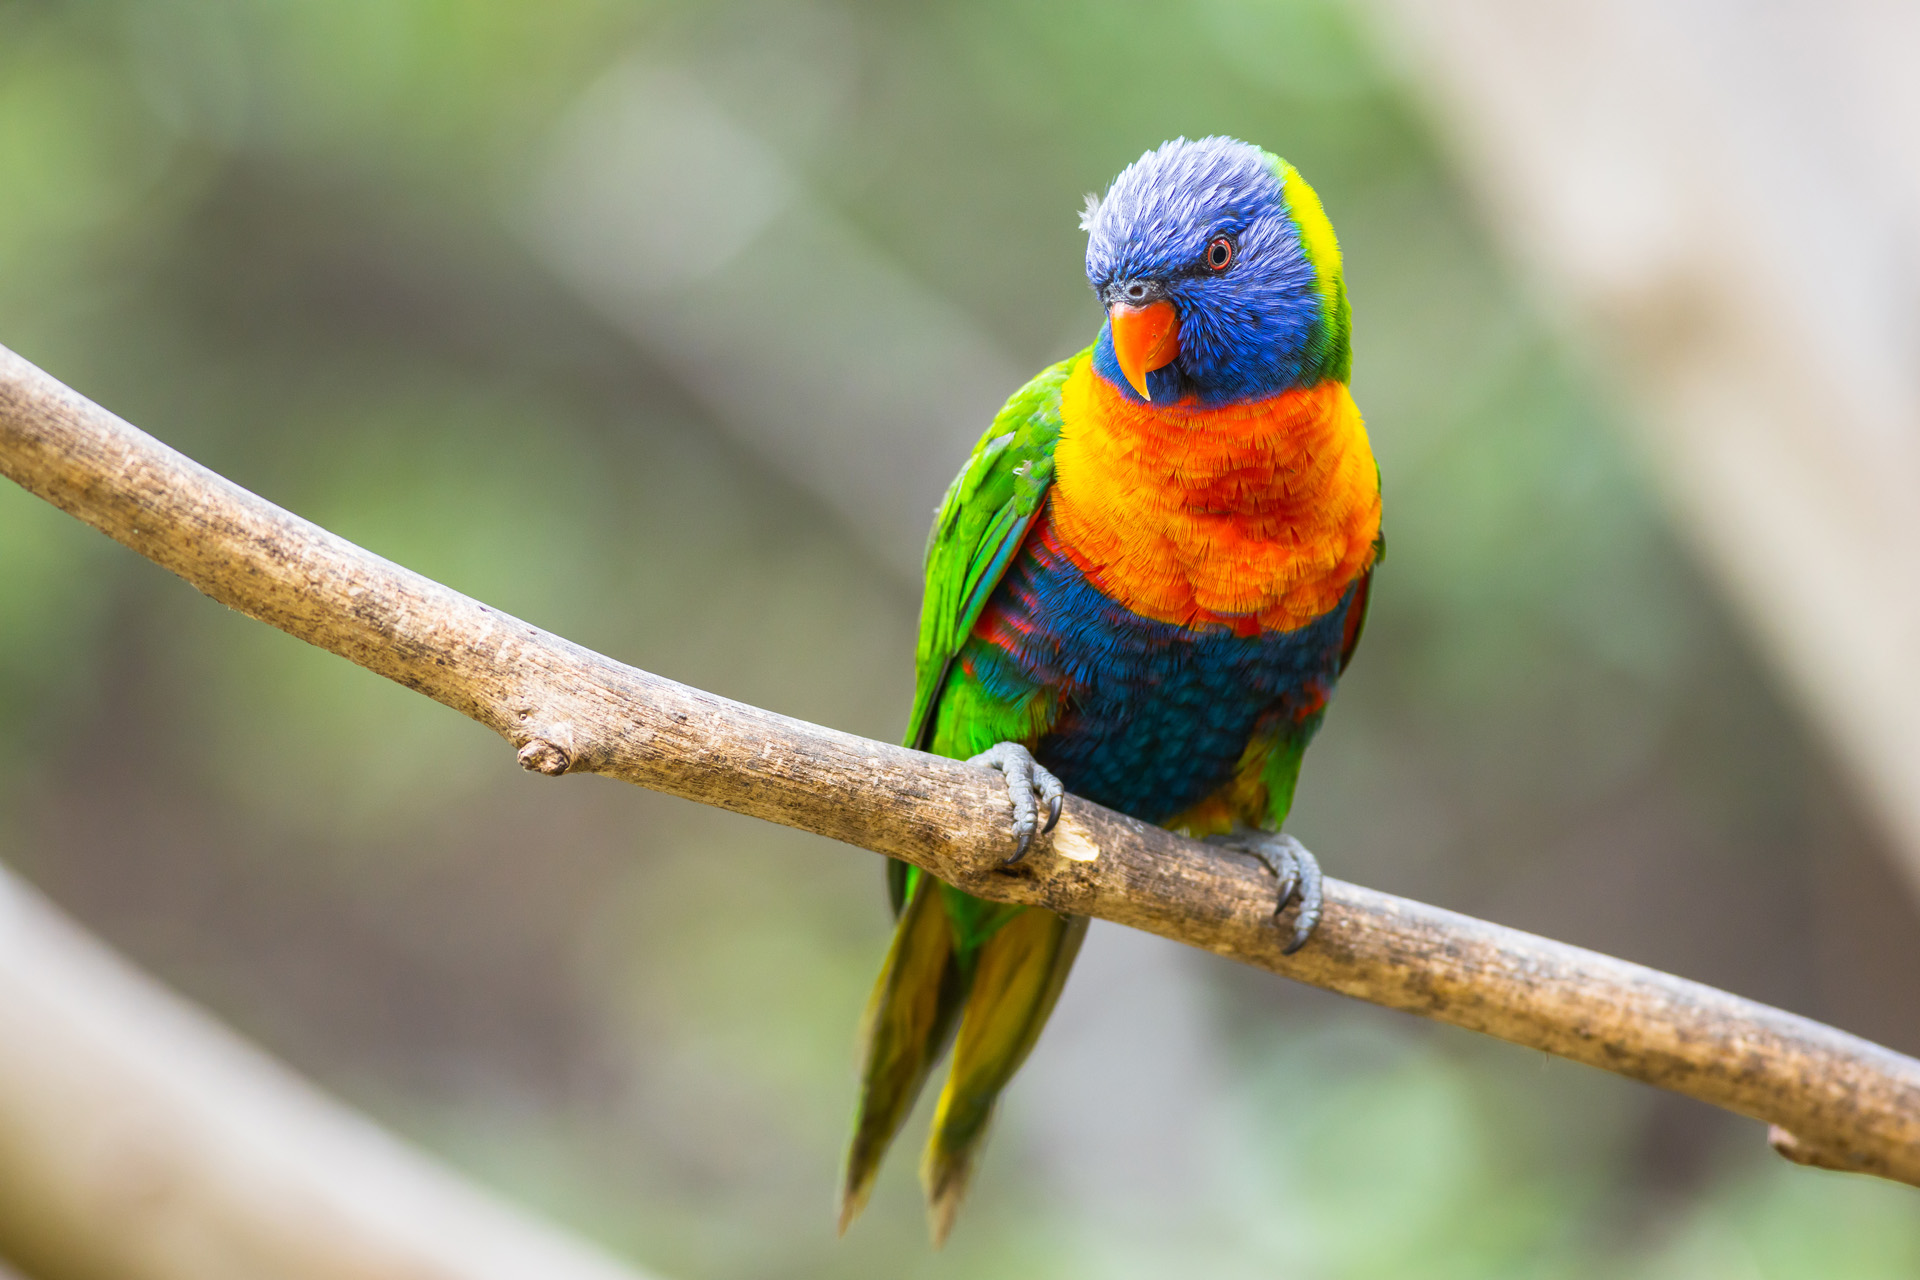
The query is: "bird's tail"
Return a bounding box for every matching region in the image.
[839,869,1086,1245]
[839,869,967,1234]
[922,902,1086,1245]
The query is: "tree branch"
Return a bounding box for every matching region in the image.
[4,342,1919,1192]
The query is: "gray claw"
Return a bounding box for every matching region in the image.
[968,742,1064,866]
[1280,844,1323,954]
[1207,831,1324,953]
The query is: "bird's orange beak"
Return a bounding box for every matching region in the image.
[1108,300,1180,400]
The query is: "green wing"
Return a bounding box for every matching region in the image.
[902,351,1079,754]
[886,352,1079,916]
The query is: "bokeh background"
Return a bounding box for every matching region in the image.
[3,1,1920,1276]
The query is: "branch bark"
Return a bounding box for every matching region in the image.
[4,341,1918,1193]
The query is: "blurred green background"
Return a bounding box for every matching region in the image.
[3,1,1919,1276]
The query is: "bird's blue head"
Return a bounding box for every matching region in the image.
[1082,136,1351,406]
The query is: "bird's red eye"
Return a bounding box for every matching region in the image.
[1206,237,1234,270]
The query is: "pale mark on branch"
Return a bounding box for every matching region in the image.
[1050,816,1101,863]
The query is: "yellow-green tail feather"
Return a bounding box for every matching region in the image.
[842,876,1087,1245]
[840,874,966,1233]
[923,906,1087,1246]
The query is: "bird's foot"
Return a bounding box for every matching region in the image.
[967,742,1064,866]
[1207,831,1323,954]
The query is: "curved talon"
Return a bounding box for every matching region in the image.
[1268,852,1300,911]
[967,741,1064,866]
[1280,845,1322,955]
[1207,831,1325,954]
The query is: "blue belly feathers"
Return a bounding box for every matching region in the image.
[964,513,1355,826]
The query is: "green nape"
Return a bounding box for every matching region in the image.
[1275,156,1353,386]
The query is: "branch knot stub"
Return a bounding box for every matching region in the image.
[517,738,571,776]
[515,715,578,776]
[1768,1124,1868,1173]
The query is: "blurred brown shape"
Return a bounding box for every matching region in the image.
[0,859,657,1280]
[1367,0,1920,891]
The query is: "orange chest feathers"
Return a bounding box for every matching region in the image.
[1049,358,1382,635]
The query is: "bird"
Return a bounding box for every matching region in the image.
[839,136,1383,1246]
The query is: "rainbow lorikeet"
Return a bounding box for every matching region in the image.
[840,137,1383,1244]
